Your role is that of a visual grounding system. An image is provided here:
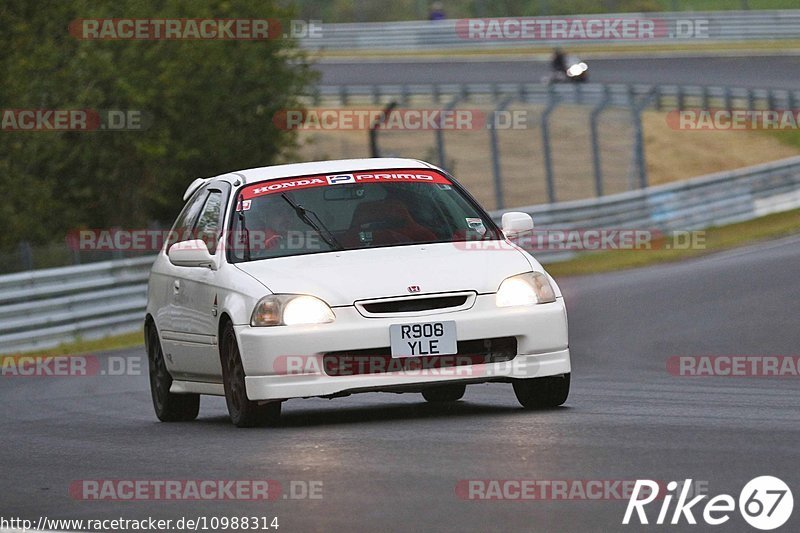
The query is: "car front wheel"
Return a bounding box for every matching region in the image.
[146,324,200,422]
[220,322,281,428]
[513,374,570,409]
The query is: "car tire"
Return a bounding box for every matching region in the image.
[220,322,281,428]
[422,383,466,403]
[513,373,570,409]
[146,324,200,422]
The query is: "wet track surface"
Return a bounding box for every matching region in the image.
[316,55,800,90]
[2,235,799,531]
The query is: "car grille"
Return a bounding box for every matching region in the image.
[322,336,517,376]
[361,294,470,314]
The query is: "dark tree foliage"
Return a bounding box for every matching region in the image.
[0,0,316,248]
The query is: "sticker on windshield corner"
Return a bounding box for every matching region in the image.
[466,217,486,235]
[326,174,356,185]
[437,183,452,190]
[236,199,252,212]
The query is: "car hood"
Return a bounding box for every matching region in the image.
[234,242,534,307]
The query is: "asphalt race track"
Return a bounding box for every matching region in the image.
[2,234,799,531]
[316,55,800,90]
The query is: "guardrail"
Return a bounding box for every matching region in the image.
[1,156,798,355]
[511,155,800,263]
[0,257,153,354]
[300,10,800,51]
[313,82,800,208]
[314,82,800,110]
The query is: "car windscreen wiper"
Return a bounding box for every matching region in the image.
[281,193,344,251]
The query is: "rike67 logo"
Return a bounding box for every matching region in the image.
[623,476,793,530]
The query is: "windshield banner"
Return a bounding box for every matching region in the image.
[239,169,452,202]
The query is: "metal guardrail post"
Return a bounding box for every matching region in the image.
[540,88,560,204]
[436,92,466,172]
[653,85,664,112]
[369,101,398,158]
[489,97,514,210]
[18,241,33,271]
[632,88,657,190]
[590,85,611,197]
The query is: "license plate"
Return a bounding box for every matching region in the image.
[389,321,457,358]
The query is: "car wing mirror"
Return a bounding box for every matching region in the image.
[167,239,217,269]
[501,212,534,239]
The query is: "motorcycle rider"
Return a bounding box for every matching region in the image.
[551,47,566,74]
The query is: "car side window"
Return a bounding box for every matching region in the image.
[194,191,224,254]
[167,187,209,250]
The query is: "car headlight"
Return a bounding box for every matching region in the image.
[251,295,335,326]
[496,272,556,307]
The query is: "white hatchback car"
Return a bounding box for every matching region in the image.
[145,158,570,427]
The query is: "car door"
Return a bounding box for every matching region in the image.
[160,182,230,382]
[154,184,209,376]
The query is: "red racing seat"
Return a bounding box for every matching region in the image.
[344,199,437,247]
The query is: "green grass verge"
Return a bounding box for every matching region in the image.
[546,208,800,277]
[315,40,800,61]
[655,0,800,10]
[13,330,145,357]
[770,130,800,151]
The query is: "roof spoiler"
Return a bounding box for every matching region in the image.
[182,177,211,201]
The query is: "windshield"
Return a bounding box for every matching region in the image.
[227,169,501,262]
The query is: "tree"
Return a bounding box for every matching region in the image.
[0,0,316,249]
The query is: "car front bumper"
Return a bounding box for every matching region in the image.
[235,294,570,401]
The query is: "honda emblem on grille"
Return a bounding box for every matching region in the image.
[407,285,421,293]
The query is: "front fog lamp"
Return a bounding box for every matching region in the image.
[251,295,335,326]
[496,272,556,307]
